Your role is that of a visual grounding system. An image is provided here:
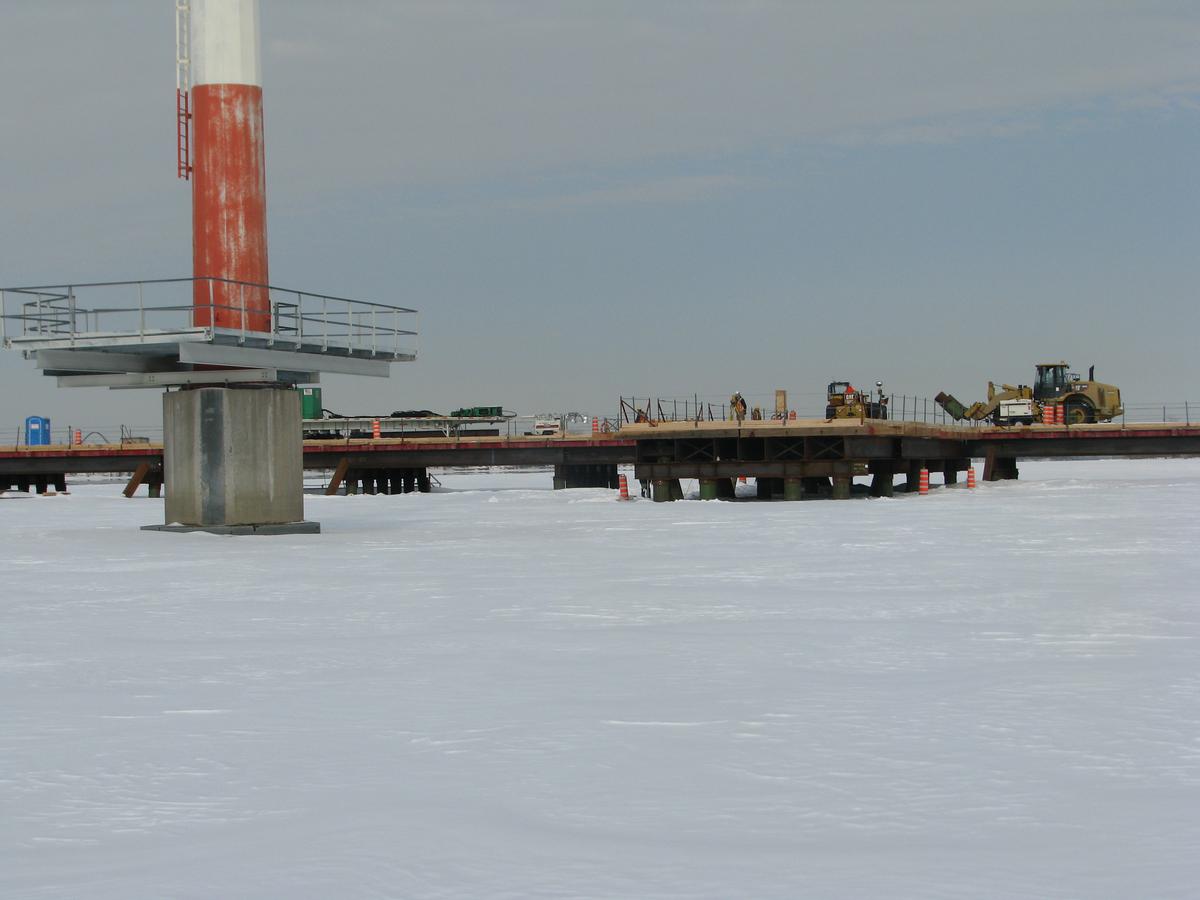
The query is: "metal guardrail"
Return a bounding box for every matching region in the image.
[618,393,957,425]
[618,394,1198,427]
[1120,403,1195,425]
[0,276,418,360]
[0,423,161,447]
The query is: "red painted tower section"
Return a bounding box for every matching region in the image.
[189,0,269,332]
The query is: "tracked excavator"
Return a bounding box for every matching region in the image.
[936,362,1122,425]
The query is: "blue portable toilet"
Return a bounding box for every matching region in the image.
[24,416,51,446]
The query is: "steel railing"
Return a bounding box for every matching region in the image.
[0,276,418,360]
[617,394,1199,427]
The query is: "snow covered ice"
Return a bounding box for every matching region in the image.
[2,458,1199,898]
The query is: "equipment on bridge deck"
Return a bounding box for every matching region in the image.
[450,406,505,418]
[825,381,888,420]
[525,418,562,436]
[937,362,1123,426]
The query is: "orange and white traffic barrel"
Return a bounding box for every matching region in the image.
[618,474,630,500]
[372,419,381,439]
[967,466,976,489]
[919,468,930,495]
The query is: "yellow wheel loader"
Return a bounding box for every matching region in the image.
[936,363,1122,425]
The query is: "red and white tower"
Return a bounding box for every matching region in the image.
[179,0,270,332]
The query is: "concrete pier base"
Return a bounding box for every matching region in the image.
[156,386,310,531]
[143,521,320,535]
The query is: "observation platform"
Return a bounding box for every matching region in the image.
[1,277,417,386]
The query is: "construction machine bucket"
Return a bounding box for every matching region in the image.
[935,392,968,421]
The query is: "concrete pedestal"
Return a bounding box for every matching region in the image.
[145,386,316,534]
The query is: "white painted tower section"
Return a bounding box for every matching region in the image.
[191,0,262,87]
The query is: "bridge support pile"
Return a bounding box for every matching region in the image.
[553,464,619,490]
[1,473,66,495]
[341,466,431,495]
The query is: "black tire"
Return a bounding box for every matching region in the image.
[1064,398,1094,425]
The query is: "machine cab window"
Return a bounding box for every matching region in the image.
[1034,364,1068,400]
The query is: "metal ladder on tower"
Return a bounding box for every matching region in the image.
[176,0,192,180]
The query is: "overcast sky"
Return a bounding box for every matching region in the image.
[2,1,1199,432]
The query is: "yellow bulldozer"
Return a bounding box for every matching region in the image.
[936,362,1122,425]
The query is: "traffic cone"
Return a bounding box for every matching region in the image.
[967,466,976,489]
[372,419,381,439]
[919,467,930,495]
[592,416,599,435]
[618,474,630,500]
